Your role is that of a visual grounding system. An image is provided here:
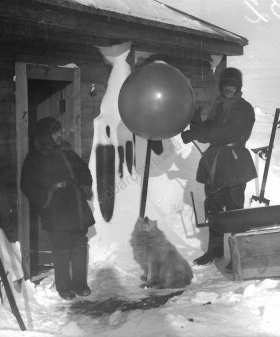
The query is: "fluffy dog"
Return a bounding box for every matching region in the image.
[130,216,193,289]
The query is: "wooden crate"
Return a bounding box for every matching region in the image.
[229,227,280,280]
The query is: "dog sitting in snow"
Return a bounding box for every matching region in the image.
[130,216,193,289]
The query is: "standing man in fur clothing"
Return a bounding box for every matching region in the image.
[181,67,257,267]
[21,117,95,300]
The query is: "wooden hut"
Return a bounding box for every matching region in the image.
[0,0,248,277]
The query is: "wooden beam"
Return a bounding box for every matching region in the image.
[26,64,74,81]
[15,62,30,279]
[72,67,81,156]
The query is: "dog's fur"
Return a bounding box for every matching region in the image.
[130,216,193,289]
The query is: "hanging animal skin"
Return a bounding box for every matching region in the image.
[125,141,133,175]
[96,143,115,222]
[88,42,133,223]
[151,140,164,155]
[117,145,124,178]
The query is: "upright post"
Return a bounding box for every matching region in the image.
[139,140,152,218]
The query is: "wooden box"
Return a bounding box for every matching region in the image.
[229,227,280,280]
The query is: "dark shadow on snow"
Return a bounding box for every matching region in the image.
[67,290,184,318]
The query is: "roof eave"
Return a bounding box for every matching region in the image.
[26,0,248,47]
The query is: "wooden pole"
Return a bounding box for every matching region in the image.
[139,139,152,218]
[15,62,30,279]
[252,108,279,205]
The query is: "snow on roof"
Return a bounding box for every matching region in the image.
[49,0,247,45]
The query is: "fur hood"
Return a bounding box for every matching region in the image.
[34,117,71,156]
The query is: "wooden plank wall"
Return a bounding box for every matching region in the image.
[174,56,225,120]
[0,55,17,242]
[79,62,110,162]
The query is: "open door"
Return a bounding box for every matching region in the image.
[15,62,81,278]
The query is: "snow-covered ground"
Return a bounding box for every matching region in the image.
[2,215,280,337]
[2,1,280,336]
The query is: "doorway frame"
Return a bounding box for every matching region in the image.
[15,62,81,278]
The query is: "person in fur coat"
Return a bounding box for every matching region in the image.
[181,68,257,267]
[21,117,95,300]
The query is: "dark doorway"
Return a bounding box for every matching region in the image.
[27,79,71,273]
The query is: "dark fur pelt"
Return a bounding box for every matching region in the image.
[130,217,193,289]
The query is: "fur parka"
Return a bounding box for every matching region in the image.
[195,96,257,190]
[20,118,95,232]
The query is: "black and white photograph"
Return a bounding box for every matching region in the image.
[1,0,280,336]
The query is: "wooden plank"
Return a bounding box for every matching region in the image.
[26,64,73,81]
[7,44,102,64]
[81,111,94,136]
[0,139,16,146]
[15,62,30,278]
[135,36,243,56]
[0,102,15,117]
[60,73,79,152]
[81,101,101,119]
[81,68,111,86]
[229,229,280,280]
[0,88,15,102]
[188,73,215,88]
[192,87,214,102]
[0,79,14,88]
[72,67,81,156]
[0,56,15,80]
[178,63,213,74]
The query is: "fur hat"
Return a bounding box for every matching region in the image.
[218,67,242,94]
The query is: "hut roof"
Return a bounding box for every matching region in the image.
[32,0,247,46]
[0,0,247,56]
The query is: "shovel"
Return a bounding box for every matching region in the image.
[251,108,279,206]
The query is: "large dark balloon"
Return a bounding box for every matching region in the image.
[118,62,195,140]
